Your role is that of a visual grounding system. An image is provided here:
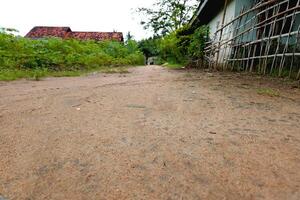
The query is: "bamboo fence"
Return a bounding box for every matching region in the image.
[202,0,300,79]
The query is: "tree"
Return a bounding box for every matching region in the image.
[138,37,160,60]
[125,32,134,44]
[0,27,19,34]
[137,0,200,36]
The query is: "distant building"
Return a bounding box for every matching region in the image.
[147,57,159,65]
[25,26,124,42]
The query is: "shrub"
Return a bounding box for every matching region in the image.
[0,33,145,72]
[138,25,209,65]
[188,26,209,59]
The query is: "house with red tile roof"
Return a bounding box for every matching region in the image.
[25,26,124,42]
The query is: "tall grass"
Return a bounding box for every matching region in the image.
[0,33,145,80]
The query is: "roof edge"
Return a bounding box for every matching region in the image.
[189,0,209,26]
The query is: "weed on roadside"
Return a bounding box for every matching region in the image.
[257,88,280,97]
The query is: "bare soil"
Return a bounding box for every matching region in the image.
[0,66,300,200]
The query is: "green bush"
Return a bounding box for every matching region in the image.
[188,26,209,59]
[0,33,145,73]
[138,37,160,60]
[138,25,209,66]
[159,32,184,64]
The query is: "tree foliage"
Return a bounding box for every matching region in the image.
[187,26,209,59]
[137,0,200,36]
[138,25,209,65]
[138,37,160,60]
[0,27,19,34]
[125,32,134,44]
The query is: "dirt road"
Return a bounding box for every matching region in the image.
[0,66,300,200]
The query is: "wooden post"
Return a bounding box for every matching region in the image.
[290,24,300,78]
[231,8,245,71]
[215,0,229,69]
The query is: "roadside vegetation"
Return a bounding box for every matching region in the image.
[0,32,144,81]
[137,0,208,67]
[0,0,206,81]
[257,88,280,97]
[162,62,185,70]
[138,25,208,67]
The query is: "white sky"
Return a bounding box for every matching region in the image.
[0,0,155,40]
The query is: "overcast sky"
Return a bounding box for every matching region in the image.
[0,0,155,40]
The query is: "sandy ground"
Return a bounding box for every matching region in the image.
[0,65,300,200]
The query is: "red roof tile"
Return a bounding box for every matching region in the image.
[25,26,124,42]
[70,32,123,42]
[25,26,71,39]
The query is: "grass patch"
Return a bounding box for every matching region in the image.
[49,71,83,78]
[0,66,135,81]
[0,69,48,81]
[0,69,84,81]
[98,67,130,74]
[257,88,280,97]
[162,62,185,70]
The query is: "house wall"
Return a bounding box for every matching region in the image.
[207,0,236,63]
[199,0,300,74]
[207,0,259,62]
[235,0,257,42]
[207,0,257,40]
[207,0,236,40]
[235,0,256,16]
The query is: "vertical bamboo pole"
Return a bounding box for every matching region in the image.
[262,3,280,75]
[290,25,300,78]
[234,8,250,71]
[270,11,289,75]
[250,8,260,73]
[258,7,269,74]
[249,3,261,73]
[215,0,229,69]
[245,45,252,72]
[250,44,258,72]
[279,11,297,77]
[208,33,217,69]
[231,9,244,71]
[279,0,300,77]
[222,24,232,70]
[245,24,255,72]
